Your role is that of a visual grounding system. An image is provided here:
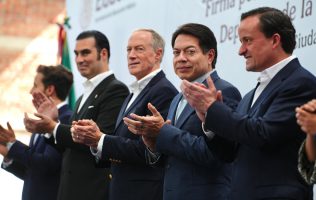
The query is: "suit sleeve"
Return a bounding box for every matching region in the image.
[1,159,26,180]
[298,140,316,184]
[101,85,177,164]
[205,77,316,149]
[155,86,240,166]
[3,140,61,174]
[56,83,129,152]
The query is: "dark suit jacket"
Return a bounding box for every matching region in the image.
[55,74,129,200]
[205,58,316,200]
[155,71,241,200]
[1,104,72,200]
[100,71,178,200]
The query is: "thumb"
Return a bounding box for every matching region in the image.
[6,122,13,132]
[33,112,45,120]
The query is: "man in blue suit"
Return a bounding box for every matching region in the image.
[124,23,241,200]
[182,7,316,200]
[0,64,73,200]
[71,29,178,200]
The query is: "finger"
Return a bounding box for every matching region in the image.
[7,122,13,132]
[24,112,30,121]
[147,103,161,117]
[193,82,207,88]
[180,80,192,94]
[127,126,140,135]
[125,115,143,126]
[206,77,216,93]
[33,112,45,120]
[302,104,315,113]
[165,120,172,125]
[216,90,223,102]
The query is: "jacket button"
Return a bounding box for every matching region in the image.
[108,174,112,179]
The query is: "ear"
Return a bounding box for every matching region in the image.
[271,33,281,49]
[100,48,108,61]
[207,49,215,67]
[45,85,55,97]
[155,48,163,63]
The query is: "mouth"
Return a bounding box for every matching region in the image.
[128,62,140,68]
[176,66,191,72]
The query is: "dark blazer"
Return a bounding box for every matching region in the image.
[1,104,72,200]
[155,71,241,200]
[100,71,178,200]
[205,58,316,200]
[55,74,129,200]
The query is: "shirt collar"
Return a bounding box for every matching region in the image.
[257,55,296,84]
[82,70,114,89]
[192,69,215,83]
[56,101,67,109]
[129,68,161,93]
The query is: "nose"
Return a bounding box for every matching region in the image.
[175,51,188,63]
[128,49,136,59]
[238,44,246,56]
[76,54,84,64]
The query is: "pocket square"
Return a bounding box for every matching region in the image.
[88,106,94,109]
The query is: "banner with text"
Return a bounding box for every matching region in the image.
[66,0,315,96]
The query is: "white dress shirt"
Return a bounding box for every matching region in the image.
[53,71,114,139]
[251,55,297,106]
[93,69,162,159]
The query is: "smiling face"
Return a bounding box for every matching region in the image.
[173,34,213,82]
[126,31,162,80]
[74,37,106,79]
[238,15,276,72]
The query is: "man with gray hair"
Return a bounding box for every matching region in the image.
[72,29,178,200]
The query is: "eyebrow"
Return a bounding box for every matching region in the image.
[74,48,91,54]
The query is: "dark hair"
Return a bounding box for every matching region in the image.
[171,23,217,68]
[76,30,111,60]
[37,65,73,101]
[241,7,296,54]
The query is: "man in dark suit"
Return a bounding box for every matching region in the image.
[182,7,316,200]
[71,29,178,200]
[0,64,73,200]
[23,30,129,200]
[124,23,241,200]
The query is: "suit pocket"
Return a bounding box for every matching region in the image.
[83,105,96,120]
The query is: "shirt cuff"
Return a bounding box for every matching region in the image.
[52,122,60,143]
[6,141,15,151]
[2,158,13,168]
[202,122,215,140]
[145,147,161,165]
[90,134,106,160]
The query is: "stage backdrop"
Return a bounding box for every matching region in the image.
[66,0,315,96]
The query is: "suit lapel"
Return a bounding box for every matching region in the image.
[168,94,182,124]
[115,71,166,130]
[249,58,299,114]
[75,74,115,120]
[175,103,194,128]
[175,72,220,128]
[115,93,133,128]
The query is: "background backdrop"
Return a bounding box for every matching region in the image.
[66,0,315,96]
